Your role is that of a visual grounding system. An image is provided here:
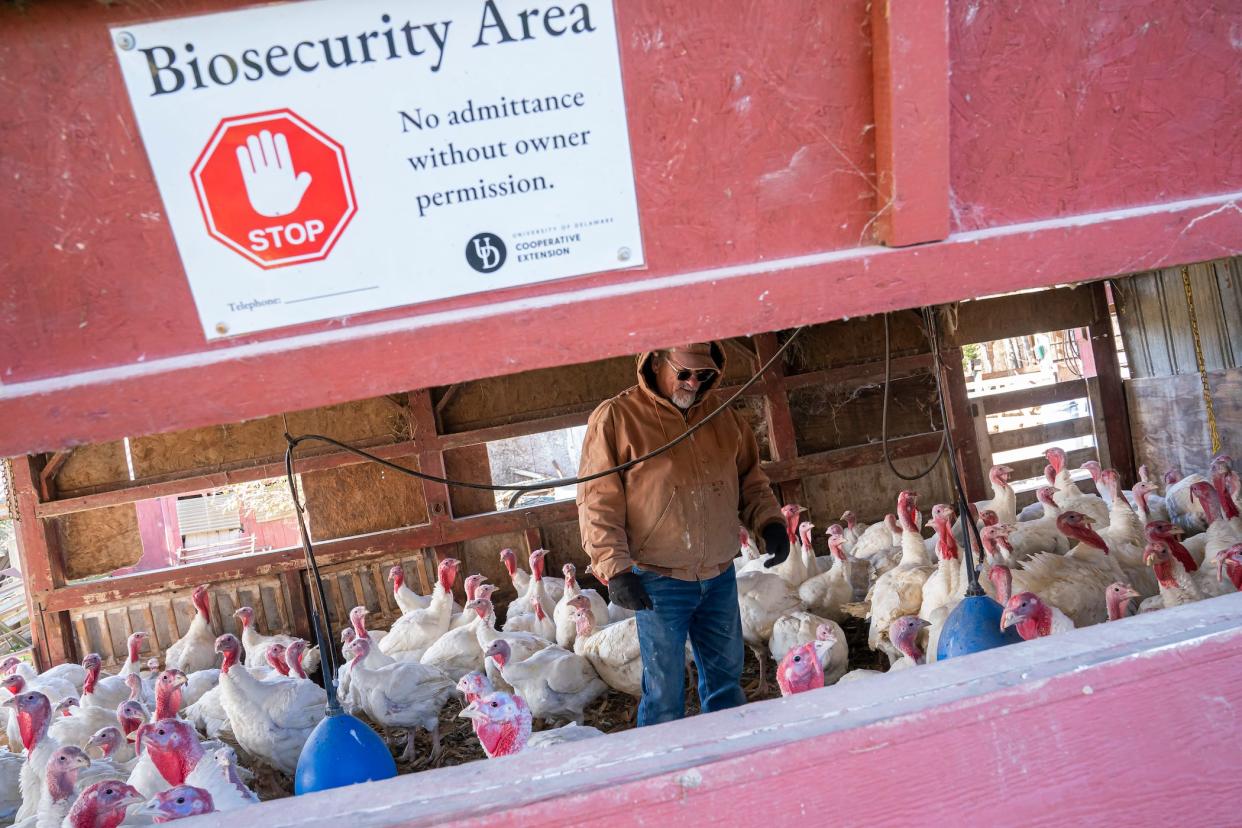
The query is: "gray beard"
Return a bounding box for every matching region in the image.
[671,389,696,409]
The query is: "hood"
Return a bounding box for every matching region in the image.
[636,341,728,412]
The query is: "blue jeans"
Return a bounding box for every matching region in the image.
[634,565,747,726]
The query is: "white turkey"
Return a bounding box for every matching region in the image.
[380,557,461,658]
[483,638,606,725]
[1010,512,1132,628]
[552,563,608,648]
[164,586,219,675]
[212,634,324,775]
[389,563,431,613]
[1001,591,1076,639]
[797,533,854,622]
[767,612,848,685]
[500,547,564,614]
[736,565,803,695]
[346,637,454,764]
[1046,447,1110,526]
[868,490,934,666]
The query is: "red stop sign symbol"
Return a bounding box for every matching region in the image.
[191,109,356,269]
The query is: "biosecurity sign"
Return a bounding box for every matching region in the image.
[111,0,643,339]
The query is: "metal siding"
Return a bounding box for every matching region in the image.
[1115,256,1242,379]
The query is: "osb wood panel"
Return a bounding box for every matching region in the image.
[444,444,496,519]
[801,453,955,531]
[435,357,636,434]
[53,442,130,495]
[129,416,287,479]
[1114,258,1240,380]
[284,397,410,445]
[69,577,292,667]
[301,453,429,541]
[790,372,941,455]
[57,505,141,580]
[1127,367,1242,477]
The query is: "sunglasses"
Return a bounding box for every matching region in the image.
[666,359,718,383]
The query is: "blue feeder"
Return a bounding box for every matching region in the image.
[283,437,399,796]
[295,710,397,794]
[936,593,1023,661]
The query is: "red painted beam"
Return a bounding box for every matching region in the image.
[185,593,1242,827]
[871,0,951,246]
[2,192,1240,458]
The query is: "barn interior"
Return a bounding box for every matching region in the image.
[4,0,1241,823]
[5,255,1240,791]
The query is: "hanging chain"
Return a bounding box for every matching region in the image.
[0,458,15,523]
[1181,266,1222,454]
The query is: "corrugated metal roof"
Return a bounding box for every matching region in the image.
[176,493,241,534]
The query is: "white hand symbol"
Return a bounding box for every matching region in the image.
[235,130,312,218]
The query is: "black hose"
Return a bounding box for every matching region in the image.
[920,306,985,597]
[285,444,343,713]
[882,311,947,480]
[283,327,807,495]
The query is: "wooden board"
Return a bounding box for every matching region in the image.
[986,416,1094,452]
[976,377,1095,415]
[55,505,141,580]
[1114,258,1240,380]
[948,286,1098,346]
[129,417,288,480]
[53,442,131,496]
[789,372,940,455]
[69,576,291,668]
[284,397,411,446]
[801,452,954,530]
[783,315,931,374]
[1127,366,1242,476]
[435,357,635,434]
[301,453,430,541]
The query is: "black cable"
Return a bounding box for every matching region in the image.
[882,311,947,480]
[285,445,342,712]
[283,327,806,495]
[920,306,985,597]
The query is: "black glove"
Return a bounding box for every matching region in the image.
[762,522,791,569]
[607,571,654,611]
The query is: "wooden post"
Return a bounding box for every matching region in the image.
[1088,282,1137,485]
[10,456,74,668]
[752,333,805,506]
[870,0,950,246]
[939,347,988,504]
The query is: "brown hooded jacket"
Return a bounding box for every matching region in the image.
[576,342,784,582]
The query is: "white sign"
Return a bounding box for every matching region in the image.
[111,0,644,339]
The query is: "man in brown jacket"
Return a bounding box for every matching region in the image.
[577,342,789,725]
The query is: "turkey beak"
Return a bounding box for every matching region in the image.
[458,703,483,721]
[135,800,163,818]
[999,609,1016,631]
[119,790,146,809]
[1123,586,1141,601]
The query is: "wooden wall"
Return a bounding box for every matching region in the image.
[1116,255,1242,475]
[1115,256,1242,379]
